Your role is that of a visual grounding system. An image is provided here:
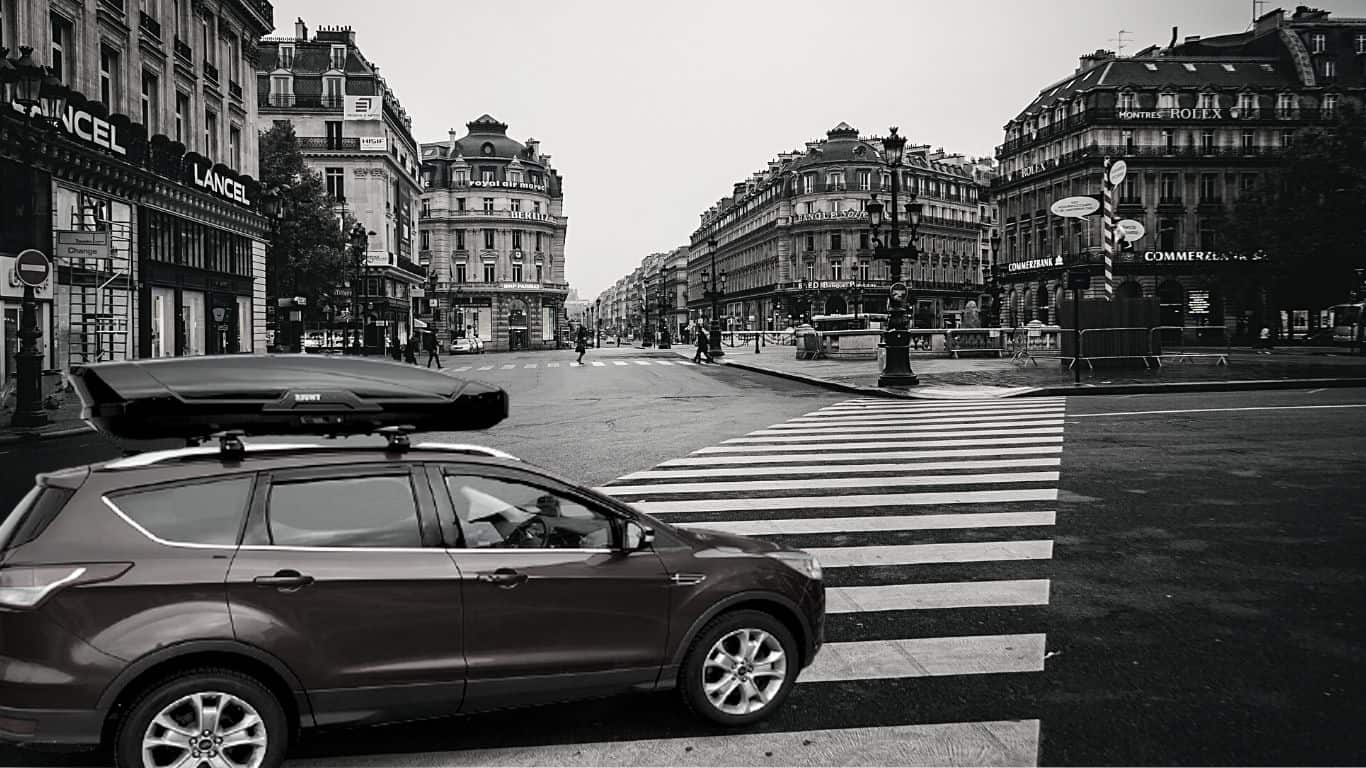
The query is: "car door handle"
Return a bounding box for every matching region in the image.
[478,568,528,588]
[253,570,315,589]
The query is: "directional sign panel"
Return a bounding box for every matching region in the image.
[15,249,51,288]
[1050,196,1101,219]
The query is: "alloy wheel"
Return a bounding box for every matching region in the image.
[140,691,268,768]
[701,627,788,716]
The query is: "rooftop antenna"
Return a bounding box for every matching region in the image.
[1250,0,1268,27]
[1111,29,1131,57]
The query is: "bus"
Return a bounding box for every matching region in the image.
[1327,302,1364,345]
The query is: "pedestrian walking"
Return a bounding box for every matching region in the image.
[404,334,419,365]
[693,323,714,364]
[575,325,590,364]
[423,331,442,369]
[1258,326,1273,354]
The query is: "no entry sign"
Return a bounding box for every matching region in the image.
[14,249,51,288]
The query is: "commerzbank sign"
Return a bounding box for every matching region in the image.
[1142,251,1268,262]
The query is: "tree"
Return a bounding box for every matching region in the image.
[1219,105,1366,318]
[259,123,354,323]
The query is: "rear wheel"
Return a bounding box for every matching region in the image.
[680,610,797,726]
[114,668,287,768]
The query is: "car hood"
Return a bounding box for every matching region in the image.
[671,524,784,556]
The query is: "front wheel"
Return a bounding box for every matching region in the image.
[114,668,288,768]
[680,610,798,726]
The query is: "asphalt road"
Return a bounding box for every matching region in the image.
[1,361,1363,766]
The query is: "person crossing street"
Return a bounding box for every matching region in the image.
[575,324,591,364]
[423,330,442,369]
[693,322,714,364]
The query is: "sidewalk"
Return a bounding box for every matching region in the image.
[0,393,90,444]
[678,343,1366,399]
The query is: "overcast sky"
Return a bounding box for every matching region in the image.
[277,0,1366,298]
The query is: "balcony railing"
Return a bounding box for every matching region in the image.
[203,61,220,84]
[258,93,345,110]
[228,80,243,100]
[139,11,162,39]
[297,137,361,150]
[175,37,193,62]
[98,0,125,14]
[995,143,1288,186]
[997,107,1333,157]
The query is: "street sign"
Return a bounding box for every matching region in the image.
[1050,195,1101,219]
[1116,219,1146,242]
[56,230,111,266]
[14,249,50,287]
[1067,269,1091,290]
[1108,160,1128,186]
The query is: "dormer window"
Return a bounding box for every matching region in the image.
[1311,32,1325,53]
[1357,33,1366,54]
[1323,94,1338,117]
[1197,92,1217,109]
[1118,91,1136,110]
[1277,92,1297,116]
[278,44,294,68]
[1237,92,1258,113]
[509,170,522,183]
[1158,92,1177,109]
[329,44,346,70]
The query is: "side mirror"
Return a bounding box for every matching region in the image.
[623,521,655,552]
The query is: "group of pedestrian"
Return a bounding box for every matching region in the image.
[389,331,444,368]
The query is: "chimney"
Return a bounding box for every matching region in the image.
[525,138,540,158]
[1077,48,1114,73]
[1168,26,1179,49]
[447,129,458,154]
[295,17,308,41]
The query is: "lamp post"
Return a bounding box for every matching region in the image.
[701,239,726,358]
[987,229,1002,327]
[864,126,921,387]
[4,48,70,428]
[657,268,673,349]
[347,223,373,354]
[594,298,602,348]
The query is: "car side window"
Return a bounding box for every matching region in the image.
[112,477,254,546]
[267,475,422,548]
[444,474,614,550]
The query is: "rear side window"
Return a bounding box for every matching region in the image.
[266,475,421,548]
[0,486,75,551]
[113,477,254,546]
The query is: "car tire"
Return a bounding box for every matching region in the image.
[679,609,798,726]
[113,667,288,768]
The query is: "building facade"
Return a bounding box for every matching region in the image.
[1,0,273,386]
[993,6,1365,338]
[687,122,992,332]
[418,115,569,352]
[255,19,423,350]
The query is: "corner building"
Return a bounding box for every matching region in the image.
[689,123,992,331]
[1,0,273,380]
[993,6,1365,338]
[256,19,424,348]
[418,115,568,352]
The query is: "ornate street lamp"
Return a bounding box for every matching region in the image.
[347,223,374,354]
[701,239,726,358]
[988,228,1003,327]
[863,126,922,386]
[594,298,602,348]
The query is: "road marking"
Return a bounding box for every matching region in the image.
[287,720,1041,767]
[633,360,653,365]
[676,510,1056,536]
[695,436,1065,454]
[547,362,561,368]
[449,366,470,372]
[827,579,1052,613]
[723,427,1064,444]
[478,365,495,371]
[524,364,537,369]
[805,404,1066,419]
[592,361,606,366]
[501,364,516,370]
[655,360,675,366]
[781,410,1066,427]
[599,471,1060,497]
[821,399,1065,413]
[676,359,696,365]
[659,446,1063,466]
[621,457,1063,479]
[1070,403,1366,418]
[614,361,630,366]
[631,488,1058,514]
[804,633,1048,682]
[808,540,1053,568]
[750,419,1063,436]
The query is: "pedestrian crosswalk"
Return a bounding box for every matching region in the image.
[287,396,1065,767]
[442,358,701,373]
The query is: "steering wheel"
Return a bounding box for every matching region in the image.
[505,517,551,548]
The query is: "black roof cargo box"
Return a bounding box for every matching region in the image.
[70,355,508,441]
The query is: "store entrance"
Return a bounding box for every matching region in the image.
[207,297,240,354]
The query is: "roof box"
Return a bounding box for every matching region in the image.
[71,355,508,442]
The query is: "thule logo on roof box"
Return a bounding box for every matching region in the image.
[294,394,322,402]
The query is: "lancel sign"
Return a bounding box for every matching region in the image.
[186,156,252,206]
[9,101,127,155]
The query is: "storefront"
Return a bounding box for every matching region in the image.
[442,284,566,352]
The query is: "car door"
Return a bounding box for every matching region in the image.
[431,465,671,710]
[225,463,466,727]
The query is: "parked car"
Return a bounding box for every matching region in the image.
[0,355,824,768]
[450,335,485,354]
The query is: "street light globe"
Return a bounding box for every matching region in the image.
[905,194,923,229]
[865,195,885,229]
[882,127,906,166]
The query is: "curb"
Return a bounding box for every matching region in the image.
[0,422,94,445]
[711,359,1366,400]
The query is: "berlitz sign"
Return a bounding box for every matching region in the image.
[9,101,127,155]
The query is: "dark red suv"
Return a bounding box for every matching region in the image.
[0,357,824,768]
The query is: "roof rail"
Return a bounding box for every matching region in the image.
[102,440,521,470]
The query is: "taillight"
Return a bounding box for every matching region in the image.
[0,564,131,610]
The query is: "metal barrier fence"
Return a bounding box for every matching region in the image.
[1148,325,1231,366]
